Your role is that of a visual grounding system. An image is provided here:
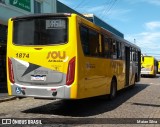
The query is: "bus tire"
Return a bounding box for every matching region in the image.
[109,78,117,100]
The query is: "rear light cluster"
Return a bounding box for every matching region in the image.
[66,57,76,85]
[8,57,15,83]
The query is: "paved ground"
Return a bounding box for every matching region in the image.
[0,77,160,127]
[0,93,8,99]
[0,82,15,102]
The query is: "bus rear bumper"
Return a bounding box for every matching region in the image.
[141,71,151,75]
[10,83,71,99]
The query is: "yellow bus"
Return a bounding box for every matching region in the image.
[7,13,141,99]
[141,56,158,77]
[158,61,160,73]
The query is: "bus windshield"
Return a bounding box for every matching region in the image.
[13,18,68,45]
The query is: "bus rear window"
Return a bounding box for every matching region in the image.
[13,18,68,45]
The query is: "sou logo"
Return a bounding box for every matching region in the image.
[46,51,66,59]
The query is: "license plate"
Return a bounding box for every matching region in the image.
[141,71,149,74]
[31,75,46,81]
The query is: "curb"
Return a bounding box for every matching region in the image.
[0,96,17,103]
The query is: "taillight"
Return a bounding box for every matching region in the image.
[151,65,153,71]
[66,57,76,85]
[8,57,15,83]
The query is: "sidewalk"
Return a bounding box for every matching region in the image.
[0,82,16,102]
[0,93,16,103]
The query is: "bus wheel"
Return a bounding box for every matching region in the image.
[109,78,117,100]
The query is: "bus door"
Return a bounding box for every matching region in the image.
[137,51,141,81]
[125,46,130,86]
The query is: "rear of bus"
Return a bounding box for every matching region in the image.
[158,61,160,74]
[141,56,156,76]
[7,13,78,99]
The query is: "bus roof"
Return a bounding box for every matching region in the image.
[11,13,72,21]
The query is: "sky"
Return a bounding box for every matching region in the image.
[58,0,160,59]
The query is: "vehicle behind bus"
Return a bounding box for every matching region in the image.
[141,56,158,77]
[158,61,160,74]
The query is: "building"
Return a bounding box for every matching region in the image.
[56,1,85,18]
[57,2,123,38]
[0,0,57,84]
[84,14,124,38]
[0,0,57,24]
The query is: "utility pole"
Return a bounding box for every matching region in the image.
[134,39,136,44]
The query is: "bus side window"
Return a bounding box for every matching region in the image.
[100,35,105,57]
[121,43,125,60]
[104,37,111,58]
[131,48,136,62]
[130,47,132,61]
[80,25,100,57]
[80,26,90,55]
[132,49,136,62]
[112,40,117,59]
[109,38,113,58]
[89,29,99,57]
[117,42,122,59]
